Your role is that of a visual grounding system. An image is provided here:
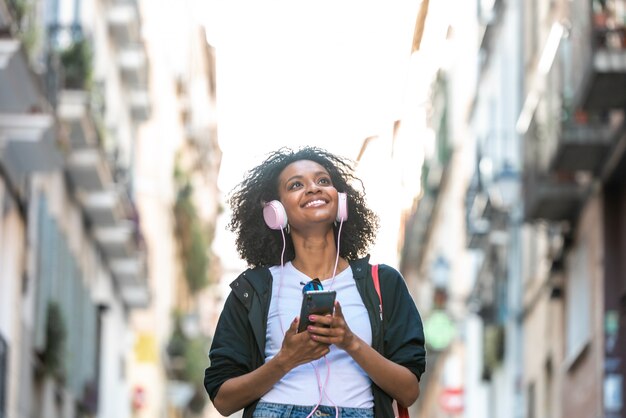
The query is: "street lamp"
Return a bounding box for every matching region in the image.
[488,160,520,211]
[431,255,450,310]
[432,255,450,289]
[425,255,456,352]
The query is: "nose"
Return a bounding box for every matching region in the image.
[305,181,321,194]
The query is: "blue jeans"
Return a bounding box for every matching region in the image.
[252,401,374,418]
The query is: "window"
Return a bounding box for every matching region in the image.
[527,381,536,418]
[524,0,540,71]
[0,334,7,418]
[565,240,591,361]
[34,195,99,398]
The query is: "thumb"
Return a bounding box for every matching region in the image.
[333,301,344,318]
[286,316,299,336]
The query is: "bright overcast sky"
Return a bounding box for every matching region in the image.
[197,1,422,192]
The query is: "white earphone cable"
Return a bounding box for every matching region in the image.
[276,212,344,418]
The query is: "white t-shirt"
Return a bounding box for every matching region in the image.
[261,262,374,408]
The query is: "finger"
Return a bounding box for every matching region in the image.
[308,324,332,336]
[333,301,344,318]
[285,317,298,336]
[310,332,331,345]
[312,333,339,349]
[309,314,333,327]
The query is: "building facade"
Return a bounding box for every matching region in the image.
[131,1,222,415]
[402,1,626,418]
[464,0,626,417]
[519,0,626,417]
[1,0,151,416]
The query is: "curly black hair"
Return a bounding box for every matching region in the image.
[227,146,379,268]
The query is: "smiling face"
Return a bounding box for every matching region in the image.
[277,159,339,230]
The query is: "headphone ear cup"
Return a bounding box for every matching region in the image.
[336,192,348,222]
[263,200,288,230]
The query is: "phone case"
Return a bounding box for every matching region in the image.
[297,290,337,333]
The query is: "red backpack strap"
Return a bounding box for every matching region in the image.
[398,405,410,418]
[371,264,382,320]
[371,264,411,418]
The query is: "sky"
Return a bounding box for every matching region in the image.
[197,1,424,192]
[183,1,444,276]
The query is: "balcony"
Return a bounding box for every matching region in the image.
[0,113,62,180]
[79,189,124,226]
[524,113,589,223]
[538,32,625,176]
[118,43,147,88]
[128,89,150,121]
[466,189,492,250]
[110,255,149,308]
[523,170,588,222]
[93,223,135,259]
[66,149,113,191]
[0,22,63,187]
[551,116,624,173]
[107,0,141,47]
[0,39,49,114]
[88,185,148,308]
[519,23,624,224]
[57,90,98,149]
[477,0,504,75]
[0,0,11,29]
[399,162,450,276]
[568,0,626,111]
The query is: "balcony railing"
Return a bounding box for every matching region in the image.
[568,0,626,110]
[128,89,150,121]
[465,172,490,249]
[551,115,624,173]
[107,0,141,47]
[539,52,623,175]
[57,89,101,151]
[523,116,589,222]
[94,224,134,259]
[118,43,147,87]
[521,14,626,223]
[477,0,505,75]
[1,0,14,32]
[523,170,588,222]
[66,148,113,191]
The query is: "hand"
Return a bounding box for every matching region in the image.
[306,301,360,353]
[275,317,331,371]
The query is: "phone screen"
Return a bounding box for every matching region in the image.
[297,290,337,333]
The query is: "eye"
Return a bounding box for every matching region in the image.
[288,181,303,190]
[318,177,332,185]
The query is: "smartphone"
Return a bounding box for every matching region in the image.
[297,290,337,333]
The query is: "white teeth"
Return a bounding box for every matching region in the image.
[305,200,326,208]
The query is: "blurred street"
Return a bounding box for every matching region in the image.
[1,0,626,417]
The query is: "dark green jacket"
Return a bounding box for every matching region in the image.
[204,256,426,417]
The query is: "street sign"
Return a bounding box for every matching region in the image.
[424,310,456,351]
[439,387,464,414]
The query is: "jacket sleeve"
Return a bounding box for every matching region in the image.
[204,290,257,402]
[379,264,426,381]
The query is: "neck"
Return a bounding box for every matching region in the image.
[290,232,346,280]
[291,224,348,280]
[292,257,346,280]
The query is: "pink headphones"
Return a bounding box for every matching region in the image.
[263,192,348,230]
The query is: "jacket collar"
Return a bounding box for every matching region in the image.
[233,254,371,294]
[349,254,371,280]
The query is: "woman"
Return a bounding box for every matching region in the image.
[204,146,426,417]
